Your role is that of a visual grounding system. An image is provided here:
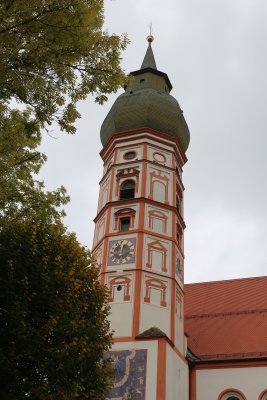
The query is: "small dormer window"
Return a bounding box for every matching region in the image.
[140,79,145,84]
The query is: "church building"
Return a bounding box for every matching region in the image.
[92,36,267,400]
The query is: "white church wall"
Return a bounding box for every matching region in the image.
[145,204,172,237]
[166,343,189,400]
[196,366,267,400]
[174,290,184,352]
[108,301,133,337]
[146,165,172,205]
[139,273,171,337]
[147,145,172,168]
[106,272,134,337]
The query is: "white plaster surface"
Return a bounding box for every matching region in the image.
[166,343,189,400]
[145,204,172,237]
[196,366,267,400]
[174,303,184,352]
[108,301,133,337]
[140,273,170,337]
[117,145,142,164]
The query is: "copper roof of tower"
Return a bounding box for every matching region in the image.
[100,39,190,152]
[140,41,157,69]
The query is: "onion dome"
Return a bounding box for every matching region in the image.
[100,38,190,152]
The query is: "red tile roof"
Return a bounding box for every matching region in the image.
[184,276,267,361]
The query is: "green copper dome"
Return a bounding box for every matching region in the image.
[100,41,190,152]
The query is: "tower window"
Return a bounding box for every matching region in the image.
[120,217,130,232]
[120,180,135,200]
[124,151,137,160]
[140,79,145,84]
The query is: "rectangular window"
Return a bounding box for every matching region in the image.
[120,217,130,232]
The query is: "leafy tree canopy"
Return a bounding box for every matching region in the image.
[0,217,112,400]
[0,104,113,399]
[0,0,128,133]
[0,103,68,221]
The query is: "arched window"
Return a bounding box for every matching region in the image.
[227,397,241,400]
[120,180,135,200]
[219,389,246,400]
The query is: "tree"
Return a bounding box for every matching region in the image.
[0,217,113,400]
[0,0,128,133]
[0,103,68,220]
[0,54,114,400]
[0,2,119,396]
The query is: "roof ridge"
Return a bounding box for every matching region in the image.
[185,275,267,287]
[185,307,267,319]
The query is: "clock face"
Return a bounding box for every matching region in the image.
[175,249,183,280]
[108,238,136,265]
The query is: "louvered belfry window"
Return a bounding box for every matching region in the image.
[120,180,135,200]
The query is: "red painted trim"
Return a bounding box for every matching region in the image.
[138,201,145,231]
[190,368,197,400]
[93,196,186,230]
[170,268,175,343]
[218,388,247,400]
[112,336,135,343]
[108,168,115,202]
[132,230,144,337]
[100,128,187,165]
[100,268,184,291]
[99,156,185,188]
[141,162,147,198]
[93,227,185,259]
[132,269,142,337]
[100,237,108,283]
[157,339,166,400]
[113,148,118,164]
[143,143,148,159]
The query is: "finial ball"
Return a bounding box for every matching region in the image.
[146,34,154,43]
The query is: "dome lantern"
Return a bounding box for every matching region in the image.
[100,39,190,152]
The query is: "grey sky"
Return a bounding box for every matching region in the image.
[39,0,267,283]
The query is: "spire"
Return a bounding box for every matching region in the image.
[141,35,157,70]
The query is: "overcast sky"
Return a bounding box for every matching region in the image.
[39,0,267,283]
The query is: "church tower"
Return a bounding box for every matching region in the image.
[93,36,190,400]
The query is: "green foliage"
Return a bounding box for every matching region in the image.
[0,217,113,400]
[0,0,128,133]
[0,2,121,397]
[0,103,68,221]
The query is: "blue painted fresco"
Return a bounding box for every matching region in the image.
[106,349,147,400]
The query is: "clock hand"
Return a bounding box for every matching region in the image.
[119,240,125,256]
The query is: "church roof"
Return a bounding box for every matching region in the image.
[184,276,267,361]
[100,40,190,152]
[141,42,157,69]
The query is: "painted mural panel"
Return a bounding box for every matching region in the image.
[107,349,147,400]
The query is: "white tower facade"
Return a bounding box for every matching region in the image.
[93,39,190,400]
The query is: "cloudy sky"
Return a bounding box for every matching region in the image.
[39,0,267,283]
